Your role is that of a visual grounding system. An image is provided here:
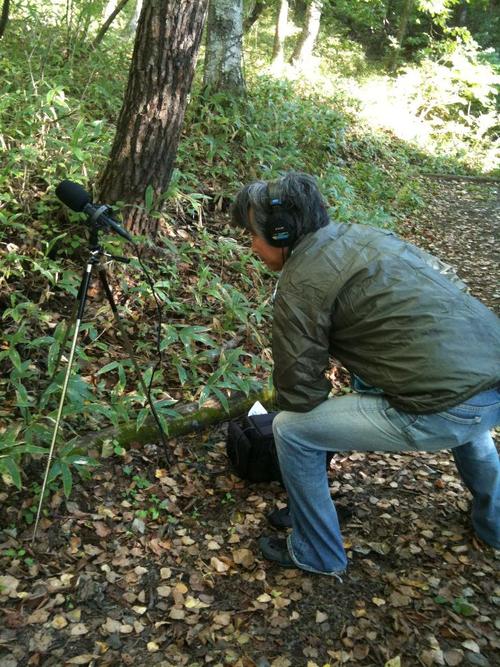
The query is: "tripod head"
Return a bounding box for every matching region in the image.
[56,180,133,242]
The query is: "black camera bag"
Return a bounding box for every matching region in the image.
[226,412,282,483]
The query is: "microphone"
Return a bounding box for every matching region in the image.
[55,180,133,242]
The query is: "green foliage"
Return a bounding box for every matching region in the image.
[0,0,497,506]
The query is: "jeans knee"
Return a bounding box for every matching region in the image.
[273,411,297,450]
[272,410,288,440]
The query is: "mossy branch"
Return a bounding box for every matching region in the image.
[81,387,276,451]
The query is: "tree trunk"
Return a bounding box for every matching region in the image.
[203,0,245,94]
[126,0,144,34]
[290,0,323,68]
[388,0,414,70]
[97,0,208,237]
[243,0,265,32]
[271,0,289,66]
[93,0,130,48]
[0,0,10,40]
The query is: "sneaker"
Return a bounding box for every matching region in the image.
[258,536,295,568]
[267,504,353,529]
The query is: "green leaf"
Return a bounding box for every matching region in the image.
[2,457,22,489]
[136,407,150,431]
[97,361,120,375]
[452,597,477,616]
[145,185,154,212]
[61,463,73,497]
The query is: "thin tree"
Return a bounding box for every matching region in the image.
[93,0,130,48]
[244,0,266,32]
[0,0,10,39]
[290,0,323,68]
[203,0,245,94]
[388,0,414,70]
[271,0,289,67]
[98,0,208,236]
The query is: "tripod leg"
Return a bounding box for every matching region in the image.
[32,261,94,543]
[98,268,170,462]
[48,300,78,382]
[98,268,151,400]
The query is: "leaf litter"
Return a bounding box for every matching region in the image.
[1,181,499,666]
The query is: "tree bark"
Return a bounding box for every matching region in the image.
[203,0,245,94]
[290,0,323,68]
[271,0,289,66]
[93,0,130,48]
[97,0,208,237]
[0,0,10,40]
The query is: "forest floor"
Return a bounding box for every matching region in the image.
[1,180,499,667]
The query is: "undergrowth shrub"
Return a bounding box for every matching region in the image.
[2,1,494,500]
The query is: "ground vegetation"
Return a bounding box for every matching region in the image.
[0,1,499,664]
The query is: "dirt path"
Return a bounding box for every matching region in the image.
[400,179,499,313]
[1,181,499,667]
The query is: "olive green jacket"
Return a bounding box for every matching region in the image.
[272,222,500,414]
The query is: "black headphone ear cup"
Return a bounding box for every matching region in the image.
[266,204,292,247]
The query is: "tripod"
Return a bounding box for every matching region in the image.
[32,223,168,542]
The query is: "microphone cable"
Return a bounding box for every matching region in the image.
[129,238,171,464]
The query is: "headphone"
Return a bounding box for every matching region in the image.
[264,182,295,248]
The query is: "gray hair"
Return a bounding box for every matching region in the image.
[231,172,330,242]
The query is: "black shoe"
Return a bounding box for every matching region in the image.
[259,536,295,568]
[267,506,293,529]
[267,504,353,529]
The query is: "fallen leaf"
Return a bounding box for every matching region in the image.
[461,640,480,653]
[147,642,160,652]
[51,614,68,629]
[27,609,50,624]
[157,585,171,598]
[385,658,401,667]
[372,597,386,606]
[0,575,20,598]
[67,655,96,665]
[213,612,231,626]
[444,649,464,666]
[232,548,255,568]
[210,556,230,573]
[94,521,111,537]
[169,607,185,620]
[103,618,122,634]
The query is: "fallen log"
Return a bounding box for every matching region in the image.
[80,387,277,451]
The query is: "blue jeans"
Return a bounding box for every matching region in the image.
[273,386,500,575]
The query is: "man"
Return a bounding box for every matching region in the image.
[231,171,500,576]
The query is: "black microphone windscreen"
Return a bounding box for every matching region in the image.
[55,180,91,212]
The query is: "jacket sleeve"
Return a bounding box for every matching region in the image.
[272,289,332,412]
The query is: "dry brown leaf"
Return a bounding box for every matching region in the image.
[27,609,50,624]
[51,614,68,629]
[210,556,230,573]
[94,521,111,537]
[67,655,96,665]
[70,623,89,636]
[232,548,255,568]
